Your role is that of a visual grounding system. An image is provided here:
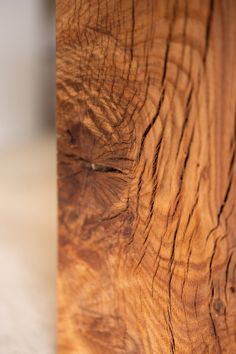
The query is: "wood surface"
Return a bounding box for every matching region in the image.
[57,0,236,352]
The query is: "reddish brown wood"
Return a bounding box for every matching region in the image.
[57,1,236,352]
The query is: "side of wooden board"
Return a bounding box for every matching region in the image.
[57,1,236,352]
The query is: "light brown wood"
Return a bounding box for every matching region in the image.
[57,0,236,352]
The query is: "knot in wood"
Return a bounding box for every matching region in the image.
[213,298,225,316]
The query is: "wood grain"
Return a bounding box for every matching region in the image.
[57,0,236,352]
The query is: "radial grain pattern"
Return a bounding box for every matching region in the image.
[57,0,236,353]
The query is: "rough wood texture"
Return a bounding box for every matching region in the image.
[57,1,236,353]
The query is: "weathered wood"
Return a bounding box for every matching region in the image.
[57,1,236,352]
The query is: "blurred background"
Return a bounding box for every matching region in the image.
[0,1,56,353]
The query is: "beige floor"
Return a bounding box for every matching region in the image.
[0,133,57,354]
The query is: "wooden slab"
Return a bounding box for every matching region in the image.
[57,1,236,352]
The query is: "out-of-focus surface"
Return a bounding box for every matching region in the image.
[0,0,55,147]
[0,134,56,354]
[0,0,56,353]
